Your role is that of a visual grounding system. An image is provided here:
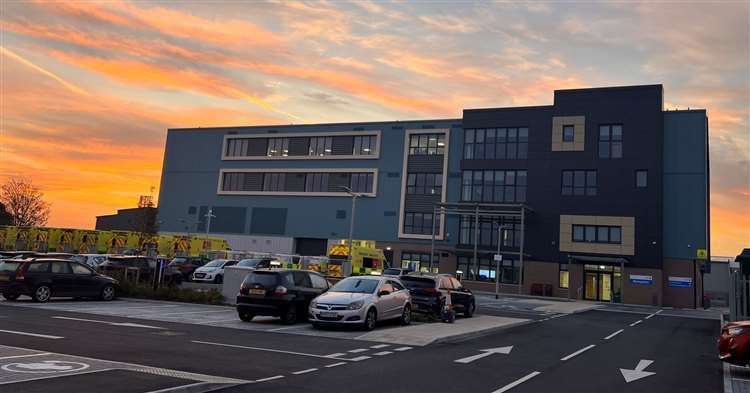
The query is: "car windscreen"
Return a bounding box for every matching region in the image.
[383,268,402,275]
[400,276,437,289]
[244,272,280,287]
[170,258,187,265]
[204,260,226,268]
[238,259,262,268]
[0,261,20,271]
[329,278,379,294]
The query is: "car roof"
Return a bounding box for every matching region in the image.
[24,258,77,263]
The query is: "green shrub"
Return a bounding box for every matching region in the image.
[118,282,223,305]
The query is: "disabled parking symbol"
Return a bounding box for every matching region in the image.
[2,360,90,373]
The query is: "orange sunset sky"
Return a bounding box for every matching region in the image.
[0,1,748,256]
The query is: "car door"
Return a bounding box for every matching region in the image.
[291,271,315,307]
[449,277,470,310]
[71,262,99,296]
[50,261,75,296]
[378,282,399,319]
[388,280,409,314]
[309,272,330,296]
[439,276,461,311]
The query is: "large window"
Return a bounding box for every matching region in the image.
[636,170,648,188]
[461,170,527,203]
[459,218,521,248]
[561,170,597,196]
[350,173,374,193]
[409,133,446,155]
[263,173,286,191]
[464,128,529,160]
[225,138,249,157]
[308,136,332,156]
[305,173,329,192]
[406,173,443,195]
[353,135,376,155]
[267,138,289,157]
[559,264,569,288]
[562,125,575,142]
[599,125,623,158]
[457,256,519,283]
[400,252,439,273]
[572,225,622,244]
[403,212,441,235]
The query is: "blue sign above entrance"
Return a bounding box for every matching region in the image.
[629,274,653,285]
[668,276,693,288]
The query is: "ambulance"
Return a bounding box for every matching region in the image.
[327,240,386,276]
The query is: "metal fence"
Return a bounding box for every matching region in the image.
[729,271,749,321]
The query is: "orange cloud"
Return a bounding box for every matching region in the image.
[711,206,750,257]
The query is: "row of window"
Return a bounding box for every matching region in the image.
[464,128,529,160]
[572,225,622,244]
[461,170,527,203]
[459,219,521,248]
[403,212,441,235]
[221,171,374,194]
[457,256,519,284]
[400,252,440,273]
[225,135,377,158]
[406,173,443,195]
[408,133,446,155]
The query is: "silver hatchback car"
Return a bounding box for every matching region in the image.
[309,276,412,330]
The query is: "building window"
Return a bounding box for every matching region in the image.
[406,173,443,195]
[458,218,521,248]
[463,128,529,160]
[559,264,569,288]
[456,256,518,283]
[262,173,286,191]
[562,125,575,142]
[225,138,249,157]
[409,133,445,155]
[461,170,527,203]
[599,125,623,158]
[572,225,622,244]
[561,170,597,196]
[350,173,374,194]
[267,138,289,157]
[400,252,439,273]
[636,170,648,188]
[403,212,440,235]
[305,173,329,192]
[309,136,332,156]
[353,135,376,155]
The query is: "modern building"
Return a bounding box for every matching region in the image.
[95,207,158,233]
[157,84,710,307]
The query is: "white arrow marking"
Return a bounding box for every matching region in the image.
[53,316,163,329]
[620,359,655,383]
[455,346,513,364]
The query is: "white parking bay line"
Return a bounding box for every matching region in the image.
[348,356,371,362]
[348,348,368,353]
[630,320,643,327]
[292,368,318,375]
[560,344,596,361]
[645,314,655,319]
[0,352,51,360]
[157,309,235,317]
[0,329,63,339]
[192,340,350,360]
[393,347,412,352]
[604,329,624,340]
[325,362,346,368]
[373,351,393,356]
[255,375,284,383]
[370,344,389,349]
[325,353,346,358]
[492,371,542,393]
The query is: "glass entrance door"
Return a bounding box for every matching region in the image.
[585,273,598,300]
[599,273,612,302]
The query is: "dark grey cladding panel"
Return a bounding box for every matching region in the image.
[210,207,247,234]
[327,172,350,192]
[246,139,267,156]
[288,137,309,156]
[407,155,444,173]
[284,172,306,192]
[250,208,286,235]
[243,173,263,191]
[332,136,354,155]
[404,194,441,213]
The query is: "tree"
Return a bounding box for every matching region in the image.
[0,178,51,227]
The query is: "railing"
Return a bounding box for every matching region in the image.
[729,271,749,321]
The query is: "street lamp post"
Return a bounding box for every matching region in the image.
[204,209,216,241]
[339,187,361,268]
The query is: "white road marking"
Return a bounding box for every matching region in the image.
[373,351,393,356]
[393,347,412,352]
[292,368,318,375]
[455,346,513,364]
[604,329,624,340]
[52,316,163,329]
[325,353,346,358]
[348,356,371,362]
[0,353,51,360]
[655,309,663,314]
[645,314,654,319]
[560,344,596,361]
[192,340,350,360]
[630,320,642,327]
[620,359,655,383]
[0,329,63,339]
[200,319,240,324]
[348,348,368,353]
[156,309,235,317]
[255,375,284,382]
[325,362,346,368]
[492,371,542,393]
[370,344,389,349]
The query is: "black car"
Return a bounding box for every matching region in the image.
[236,269,330,324]
[167,256,209,281]
[400,273,475,318]
[97,256,155,282]
[0,258,118,302]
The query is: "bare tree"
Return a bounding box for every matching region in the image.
[0,178,51,227]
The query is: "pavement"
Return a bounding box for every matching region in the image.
[0,295,724,393]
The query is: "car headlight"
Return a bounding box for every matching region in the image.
[310,300,318,309]
[729,327,747,336]
[348,300,364,310]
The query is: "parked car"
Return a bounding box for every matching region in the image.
[71,254,110,268]
[0,251,37,259]
[191,259,238,284]
[237,269,330,324]
[383,267,413,277]
[400,273,475,318]
[719,321,750,365]
[236,258,275,270]
[167,257,208,281]
[97,256,155,282]
[309,275,412,331]
[0,258,118,302]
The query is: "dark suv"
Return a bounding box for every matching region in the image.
[0,258,118,302]
[237,269,330,324]
[167,257,208,281]
[400,273,475,317]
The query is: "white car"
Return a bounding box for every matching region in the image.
[309,276,411,331]
[191,259,238,284]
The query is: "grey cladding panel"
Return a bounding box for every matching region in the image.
[210,207,247,233]
[250,208,287,235]
[407,155,444,173]
[327,173,350,192]
[284,173,306,192]
[405,194,441,213]
[289,137,309,156]
[332,136,354,155]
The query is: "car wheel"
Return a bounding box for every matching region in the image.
[100,285,116,301]
[33,285,52,303]
[400,304,412,326]
[281,306,298,325]
[214,275,223,284]
[2,293,20,301]
[363,308,377,331]
[238,311,254,322]
[464,301,475,318]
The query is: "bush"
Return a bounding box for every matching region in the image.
[118,281,223,305]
